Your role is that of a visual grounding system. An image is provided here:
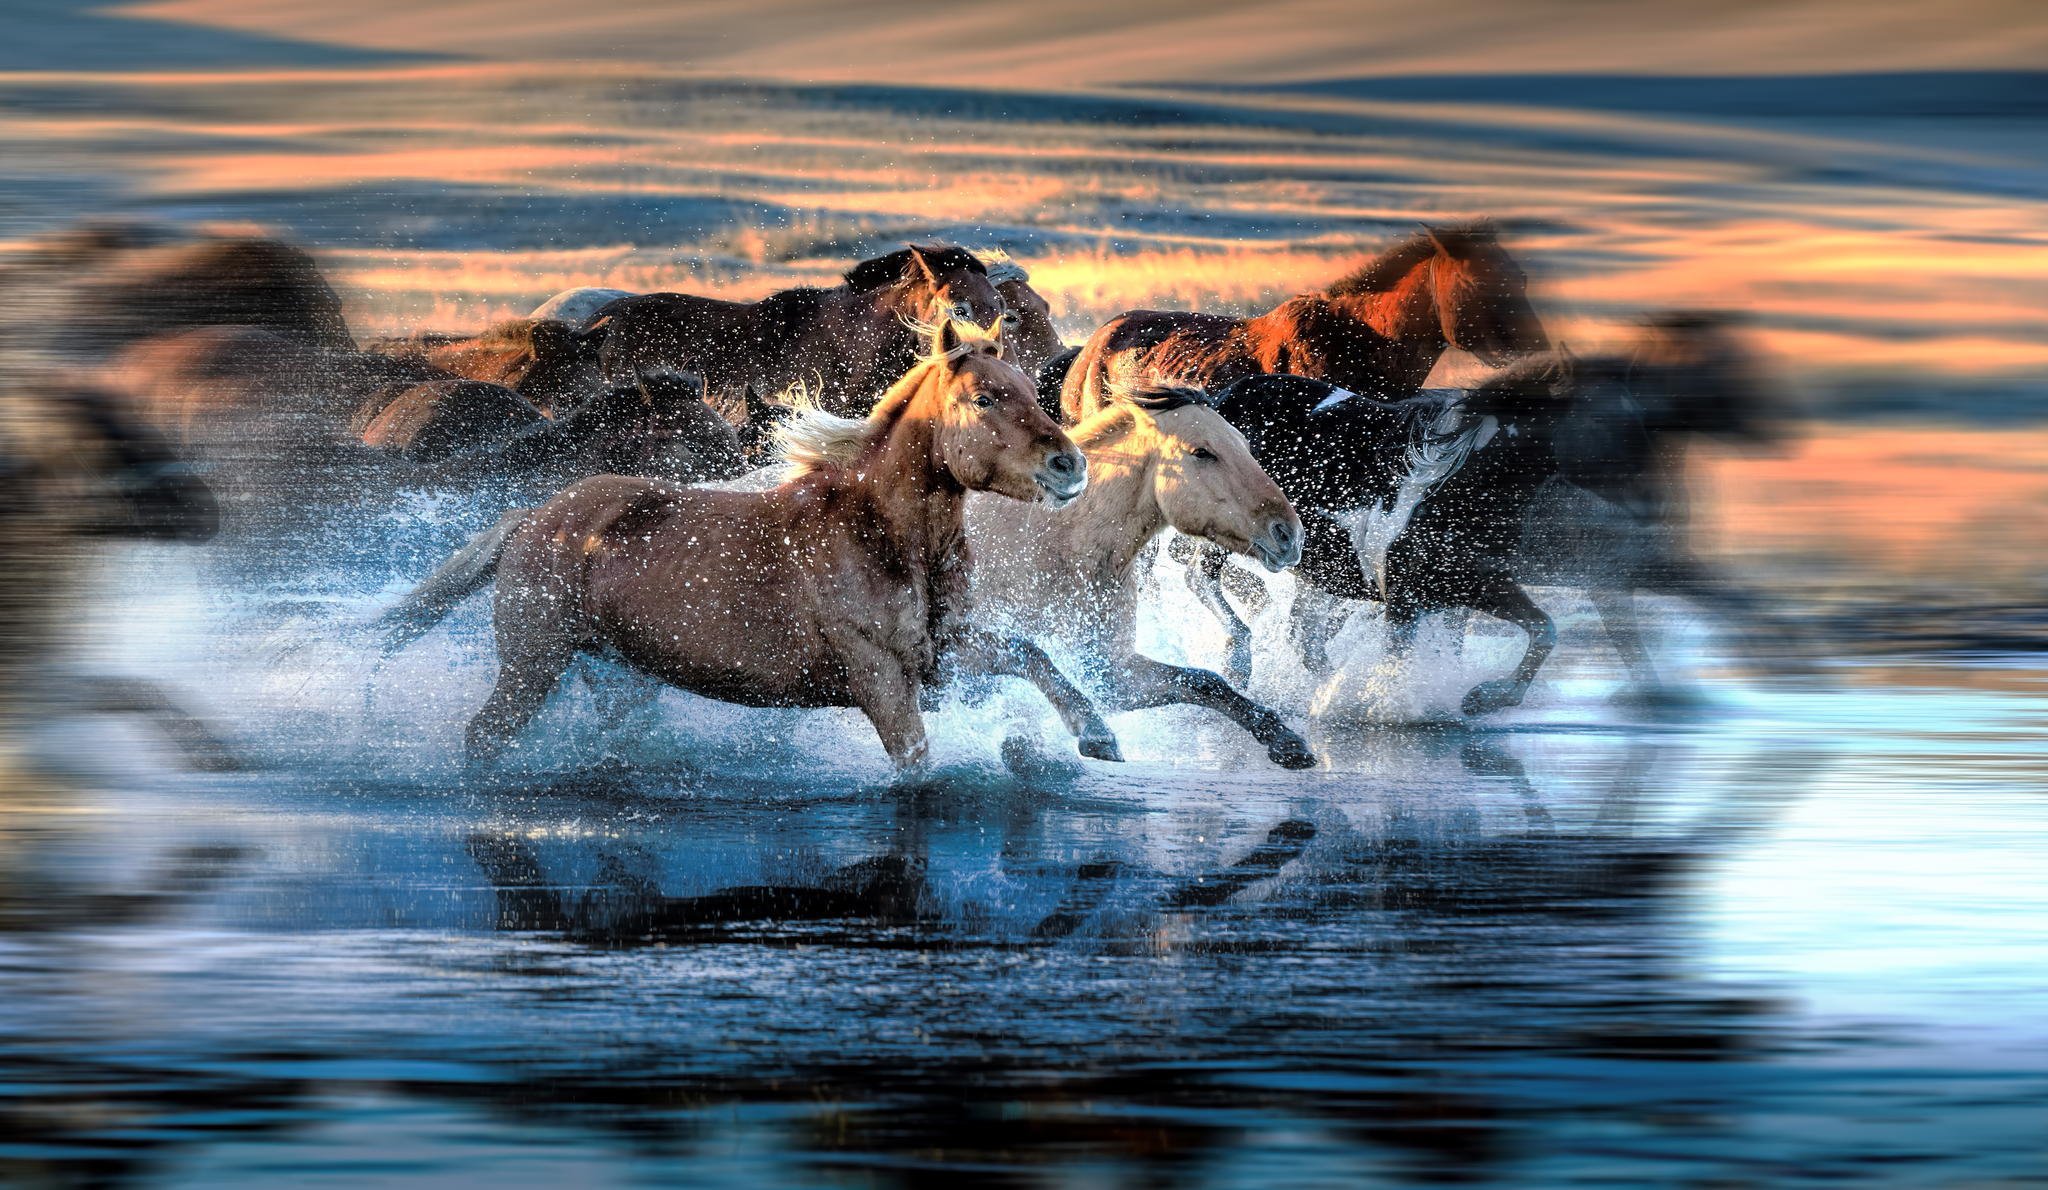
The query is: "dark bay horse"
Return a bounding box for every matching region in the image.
[365,318,606,417]
[380,315,1120,775]
[358,372,750,491]
[586,245,1013,418]
[1056,223,1549,423]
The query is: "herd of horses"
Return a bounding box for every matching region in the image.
[0,218,1782,777]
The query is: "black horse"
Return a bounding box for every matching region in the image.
[1173,321,1783,713]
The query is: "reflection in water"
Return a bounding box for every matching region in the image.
[6,716,1973,1185]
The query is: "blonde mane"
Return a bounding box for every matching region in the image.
[979,248,1030,287]
[776,314,1001,474]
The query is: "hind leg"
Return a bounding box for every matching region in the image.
[1459,579,1556,717]
[467,627,576,767]
[1106,653,1314,769]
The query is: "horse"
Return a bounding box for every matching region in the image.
[979,250,1066,375]
[356,371,748,490]
[584,244,1014,418]
[1055,222,1549,423]
[364,317,605,417]
[1188,333,1778,716]
[965,383,1314,768]
[0,380,236,772]
[47,231,357,359]
[378,314,1120,775]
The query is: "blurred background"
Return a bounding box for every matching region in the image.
[1,1,2045,1185]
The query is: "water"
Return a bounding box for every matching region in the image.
[4,533,2045,1187]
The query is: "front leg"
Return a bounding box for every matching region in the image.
[946,628,1122,762]
[1177,539,1254,686]
[1108,653,1316,769]
[838,645,932,778]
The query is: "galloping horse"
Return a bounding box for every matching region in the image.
[966,384,1315,768]
[586,245,1012,418]
[1056,222,1549,422]
[380,315,1120,774]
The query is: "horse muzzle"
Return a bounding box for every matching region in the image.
[1251,517,1302,573]
[1034,449,1088,508]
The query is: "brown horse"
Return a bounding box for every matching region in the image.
[586,245,1012,418]
[980,250,1066,375]
[380,315,1118,775]
[1058,223,1549,422]
[365,318,605,417]
[966,384,1314,768]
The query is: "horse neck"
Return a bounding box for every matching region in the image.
[1312,258,1450,390]
[1064,414,1168,580]
[852,369,965,564]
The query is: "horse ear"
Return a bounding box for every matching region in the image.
[907,245,941,287]
[933,315,962,359]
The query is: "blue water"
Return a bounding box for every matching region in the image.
[5,537,2045,1187]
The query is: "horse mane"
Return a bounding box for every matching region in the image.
[1103,377,1212,413]
[775,318,1001,474]
[843,244,989,293]
[978,248,1029,286]
[754,285,829,343]
[1325,222,1498,297]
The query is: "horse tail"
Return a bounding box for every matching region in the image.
[1034,346,1080,421]
[377,507,529,652]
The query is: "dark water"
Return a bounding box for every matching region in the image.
[5,546,2046,1188]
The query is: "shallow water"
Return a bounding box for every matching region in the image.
[4,534,2046,1188]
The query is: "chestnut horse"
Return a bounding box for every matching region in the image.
[380,315,1119,774]
[966,384,1315,768]
[1057,223,1549,422]
[585,245,1014,418]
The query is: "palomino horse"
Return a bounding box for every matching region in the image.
[1056,222,1549,423]
[584,245,1015,418]
[966,384,1315,768]
[380,315,1120,774]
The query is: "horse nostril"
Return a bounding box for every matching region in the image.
[1271,519,1298,545]
[1046,451,1078,476]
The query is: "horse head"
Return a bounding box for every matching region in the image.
[1630,311,1784,444]
[1423,223,1550,366]
[922,314,1087,506]
[979,250,1066,374]
[846,244,1007,346]
[1118,383,1301,573]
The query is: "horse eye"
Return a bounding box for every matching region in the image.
[951,301,972,317]
[1001,312,1021,327]
[1191,446,1218,461]
[973,393,994,408]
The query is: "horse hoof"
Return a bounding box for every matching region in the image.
[1079,732,1124,763]
[1266,734,1318,770]
[1460,681,1526,717]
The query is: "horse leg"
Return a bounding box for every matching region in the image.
[840,648,933,778]
[467,627,575,768]
[1458,580,1557,717]
[947,629,1122,762]
[1173,539,1254,686]
[1591,586,1665,698]
[1290,507,1377,674]
[1289,587,1345,676]
[1105,652,1315,769]
[74,676,242,771]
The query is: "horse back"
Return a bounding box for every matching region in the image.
[590,291,758,391]
[1063,309,1252,422]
